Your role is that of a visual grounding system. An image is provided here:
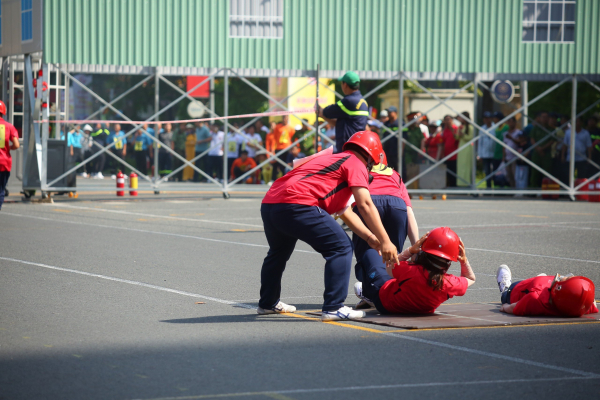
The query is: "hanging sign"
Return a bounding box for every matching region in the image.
[491,80,515,104]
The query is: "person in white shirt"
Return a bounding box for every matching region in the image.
[226,130,246,173]
[208,124,224,180]
[244,125,263,159]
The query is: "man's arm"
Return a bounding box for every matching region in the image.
[339,208,380,251]
[10,136,20,150]
[500,302,516,314]
[406,206,419,245]
[352,186,398,265]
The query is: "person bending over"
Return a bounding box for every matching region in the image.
[496,266,597,317]
[354,227,476,314]
[258,131,399,321]
[346,160,419,308]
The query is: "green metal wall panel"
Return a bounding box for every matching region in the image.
[44,0,600,75]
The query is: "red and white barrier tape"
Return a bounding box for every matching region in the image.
[34,108,316,125]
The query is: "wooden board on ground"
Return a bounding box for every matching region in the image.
[307,303,600,330]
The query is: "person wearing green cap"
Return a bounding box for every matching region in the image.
[318,71,368,154]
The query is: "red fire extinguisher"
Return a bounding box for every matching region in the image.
[129,172,138,196]
[116,171,125,197]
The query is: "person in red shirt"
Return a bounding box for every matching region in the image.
[441,115,459,187]
[422,121,443,161]
[496,266,597,317]
[258,131,400,321]
[354,227,476,314]
[230,150,258,183]
[0,101,20,210]
[345,161,420,308]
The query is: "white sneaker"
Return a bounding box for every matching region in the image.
[96,172,104,179]
[257,300,296,315]
[496,265,512,293]
[111,174,117,180]
[354,282,374,309]
[537,273,547,276]
[321,306,366,321]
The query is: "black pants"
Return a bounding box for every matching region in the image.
[575,161,590,179]
[481,158,494,188]
[501,281,522,304]
[135,150,148,175]
[208,155,223,179]
[194,153,207,182]
[0,171,9,209]
[92,148,106,174]
[158,149,173,177]
[353,195,408,282]
[445,159,457,187]
[259,203,353,312]
[272,150,289,180]
[109,149,124,174]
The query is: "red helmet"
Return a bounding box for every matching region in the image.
[0,100,6,116]
[550,276,596,317]
[421,227,460,262]
[343,131,385,165]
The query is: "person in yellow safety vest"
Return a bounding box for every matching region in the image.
[108,123,127,179]
[90,123,110,179]
[318,71,368,154]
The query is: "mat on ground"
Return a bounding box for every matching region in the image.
[308,303,600,330]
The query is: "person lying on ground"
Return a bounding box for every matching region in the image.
[353,227,476,314]
[496,266,597,317]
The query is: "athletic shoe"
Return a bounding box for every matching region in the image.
[256,301,296,315]
[354,282,374,308]
[111,174,116,180]
[496,265,512,293]
[321,306,366,321]
[355,300,372,310]
[536,273,547,276]
[97,172,104,179]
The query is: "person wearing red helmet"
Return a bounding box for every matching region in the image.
[354,227,476,314]
[259,131,400,321]
[0,100,20,210]
[496,265,597,317]
[346,158,420,308]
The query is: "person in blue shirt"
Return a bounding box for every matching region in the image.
[134,123,154,175]
[195,121,212,182]
[318,71,368,154]
[107,123,127,177]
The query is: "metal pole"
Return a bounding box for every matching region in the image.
[9,59,14,125]
[223,69,229,195]
[398,72,404,175]
[315,64,319,153]
[522,80,528,128]
[210,75,215,124]
[154,70,159,184]
[569,75,577,197]
[472,75,478,190]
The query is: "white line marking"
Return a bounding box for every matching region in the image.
[467,247,600,265]
[0,256,256,310]
[134,376,599,399]
[3,254,598,379]
[1,212,317,255]
[47,203,265,228]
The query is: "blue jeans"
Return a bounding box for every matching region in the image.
[0,171,9,210]
[259,203,354,312]
[353,195,408,282]
[501,281,521,304]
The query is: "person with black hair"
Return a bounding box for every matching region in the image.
[354,227,476,314]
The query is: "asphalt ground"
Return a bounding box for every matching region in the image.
[1,195,599,400]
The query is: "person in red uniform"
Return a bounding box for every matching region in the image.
[441,115,459,187]
[355,227,476,314]
[496,265,597,317]
[0,100,20,210]
[343,160,420,308]
[258,131,400,321]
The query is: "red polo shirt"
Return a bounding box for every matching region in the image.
[0,118,19,172]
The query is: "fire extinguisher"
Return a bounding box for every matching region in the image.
[116,171,125,197]
[129,172,138,196]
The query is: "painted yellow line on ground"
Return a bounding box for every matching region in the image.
[383,320,600,333]
[231,229,247,232]
[287,312,387,333]
[517,215,549,218]
[552,212,596,216]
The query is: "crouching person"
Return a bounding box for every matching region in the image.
[497,266,597,317]
[355,227,476,314]
[258,131,399,321]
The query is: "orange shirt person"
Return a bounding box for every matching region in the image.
[230,150,258,183]
[273,115,295,151]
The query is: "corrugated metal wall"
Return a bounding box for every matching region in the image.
[43,0,600,75]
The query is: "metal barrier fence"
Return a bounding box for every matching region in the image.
[15,54,600,199]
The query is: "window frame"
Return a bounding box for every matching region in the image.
[21,0,33,43]
[229,0,284,39]
[522,0,576,44]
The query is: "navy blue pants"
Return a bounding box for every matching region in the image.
[501,281,522,304]
[353,195,408,282]
[259,203,353,312]
[0,171,9,210]
[358,248,393,314]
